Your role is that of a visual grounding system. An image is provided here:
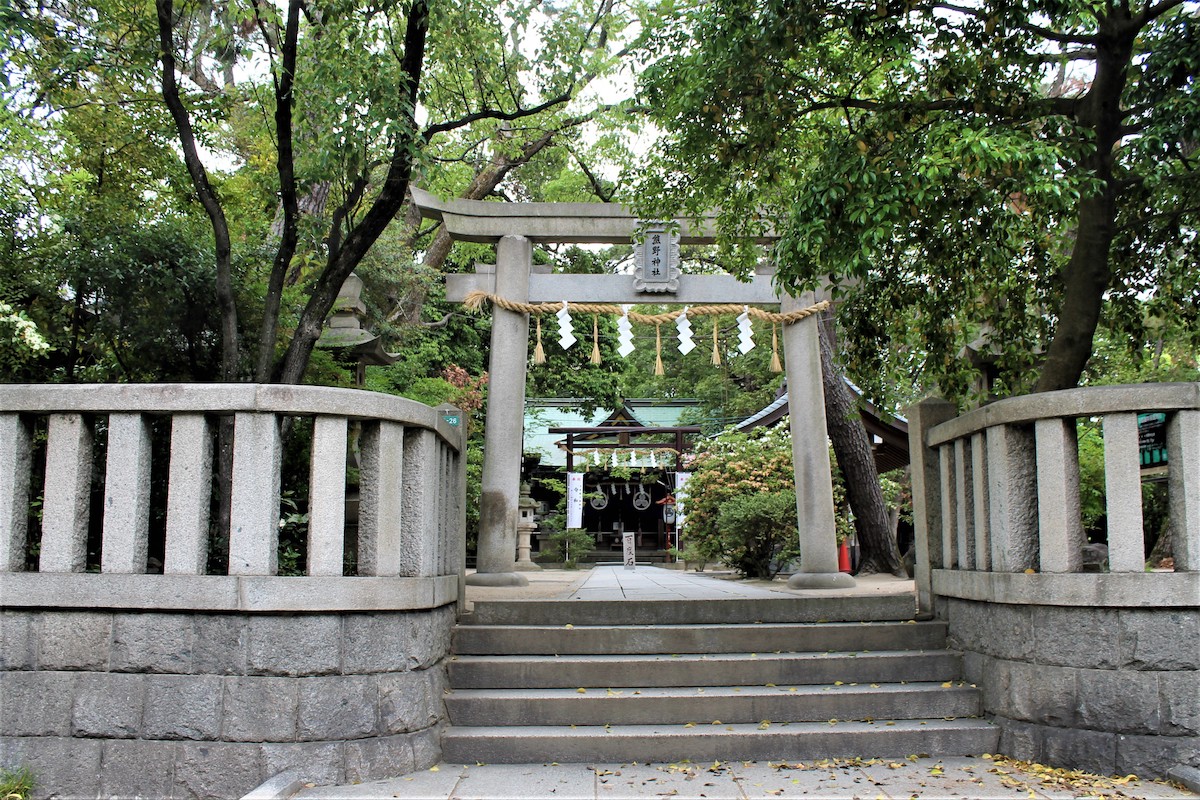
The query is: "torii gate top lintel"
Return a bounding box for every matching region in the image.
[411,186,777,246]
[413,189,784,305]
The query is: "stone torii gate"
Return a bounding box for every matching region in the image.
[412,189,854,591]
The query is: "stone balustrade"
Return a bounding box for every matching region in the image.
[0,384,467,799]
[907,384,1199,779]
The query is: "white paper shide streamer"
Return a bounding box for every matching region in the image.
[616,305,635,357]
[675,307,695,355]
[737,306,756,354]
[556,301,576,349]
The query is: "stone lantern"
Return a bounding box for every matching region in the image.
[515,482,541,571]
[315,272,399,384]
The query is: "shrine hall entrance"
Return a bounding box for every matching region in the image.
[524,399,700,563]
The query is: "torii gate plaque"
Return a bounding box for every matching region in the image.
[413,189,854,590]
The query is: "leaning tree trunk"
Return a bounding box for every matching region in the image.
[818,320,905,577]
[1033,14,1132,393]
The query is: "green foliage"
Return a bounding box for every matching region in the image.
[542,527,596,568]
[631,0,1200,403]
[0,765,35,800]
[681,426,798,577]
[714,490,800,579]
[0,302,51,374]
[668,540,708,571]
[1076,424,1108,537]
[3,0,652,384]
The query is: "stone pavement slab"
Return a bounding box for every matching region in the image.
[465,566,918,608]
[568,566,793,601]
[290,757,1199,800]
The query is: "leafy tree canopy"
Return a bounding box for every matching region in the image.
[1,0,651,385]
[631,0,1199,405]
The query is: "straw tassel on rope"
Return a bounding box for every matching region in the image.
[654,324,665,376]
[534,317,546,364]
[770,324,782,372]
[590,315,602,364]
[711,320,721,366]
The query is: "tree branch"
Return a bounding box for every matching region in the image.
[930,2,1099,44]
[421,90,574,140]
[255,0,301,381]
[156,0,240,380]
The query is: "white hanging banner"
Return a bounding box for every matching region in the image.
[566,472,584,529]
[674,471,693,530]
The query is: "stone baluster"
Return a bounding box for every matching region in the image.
[1102,412,1145,572]
[307,415,348,577]
[100,413,153,574]
[0,414,32,572]
[1034,418,1084,572]
[358,420,405,576]
[164,414,213,574]
[40,414,93,572]
[939,443,957,570]
[906,398,955,614]
[954,438,975,569]
[1167,409,1200,571]
[985,423,1038,572]
[401,427,440,578]
[971,432,990,570]
[229,412,283,576]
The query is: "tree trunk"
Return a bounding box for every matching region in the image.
[274,0,429,385]
[1033,12,1134,393]
[818,319,905,577]
[255,0,302,382]
[157,0,240,380]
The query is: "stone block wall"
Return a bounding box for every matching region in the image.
[945,598,1199,778]
[0,605,456,799]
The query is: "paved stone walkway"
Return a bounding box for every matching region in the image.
[294,756,1198,799]
[567,565,795,601]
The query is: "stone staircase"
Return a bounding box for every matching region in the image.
[442,595,999,764]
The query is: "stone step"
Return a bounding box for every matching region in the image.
[463,595,919,626]
[446,681,983,727]
[440,718,1000,765]
[448,650,964,689]
[453,620,947,655]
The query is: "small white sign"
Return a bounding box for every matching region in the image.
[566,472,584,529]
[623,531,636,570]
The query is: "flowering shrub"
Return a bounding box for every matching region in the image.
[680,426,801,578]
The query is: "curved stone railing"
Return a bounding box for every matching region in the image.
[0,384,467,797]
[909,383,1198,600]
[906,384,1199,779]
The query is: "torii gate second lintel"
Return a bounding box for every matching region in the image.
[410,191,854,591]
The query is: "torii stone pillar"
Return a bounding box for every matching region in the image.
[782,293,855,589]
[466,235,530,587]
